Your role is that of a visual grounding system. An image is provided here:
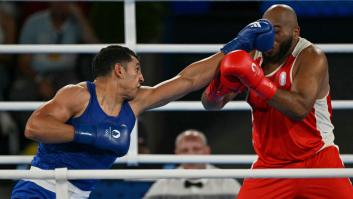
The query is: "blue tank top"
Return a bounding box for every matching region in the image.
[31,81,136,191]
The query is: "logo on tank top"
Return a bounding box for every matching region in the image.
[251,63,257,72]
[279,71,287,86]
[105,127,122,139]
[112,129,121,139]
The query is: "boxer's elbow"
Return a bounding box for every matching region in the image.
[24,122,38,141]
[272,93,313,121]
[24,117,43,141]
[289,111,308,121]
[287,105,311,121]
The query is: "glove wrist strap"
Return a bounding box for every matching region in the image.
[221,38,250,54]
[254,78,277,100]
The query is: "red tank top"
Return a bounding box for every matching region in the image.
[247,38,335,166]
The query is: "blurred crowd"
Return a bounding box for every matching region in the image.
[0,2,167,156]
[0,2,96,155]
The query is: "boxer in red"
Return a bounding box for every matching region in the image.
[202,4,353,199]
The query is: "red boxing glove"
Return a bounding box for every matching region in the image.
[220,74,246,95]
[204,73,244,102]
[204,73,230,102]
[220,50,277,100]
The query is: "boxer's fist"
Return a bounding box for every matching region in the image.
[255,19,275,52]
[204,73,232,101]
[220,74,246,94]
[221,50,277,100]
[221,19,274,54]
[74,122,130,157]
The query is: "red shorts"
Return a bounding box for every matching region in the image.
[238,146,353,199]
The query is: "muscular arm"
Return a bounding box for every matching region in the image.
[268,47,329,120]
[130,52,224,115]
[25,84,89,143]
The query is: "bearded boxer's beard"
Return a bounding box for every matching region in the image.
[263,36,293,64]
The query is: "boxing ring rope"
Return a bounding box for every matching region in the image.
[2,168,353,180]
[1,44,353,53]
[1,154,353,165]
[2,168,353,198]
[1,101,353,111]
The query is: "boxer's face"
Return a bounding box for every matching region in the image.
[262,22,294,62]
[118,56,144,100]
[262,11,299,63]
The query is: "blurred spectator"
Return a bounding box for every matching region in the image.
[10,2,98,133]
[144,129,241,199]
[11,2,98,101]
[0,2,19,155]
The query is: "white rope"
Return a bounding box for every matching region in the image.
[54,168,69,199]
[119,154,257,164]
[0,102,42,111]
[1,168,353,180]
[153,101,250,111]
[2,154,353,164]
[123,1,139,165]
[0,155,33,164]
[0,44,222,53]
[1,44,353,53]
[126,121,139,165]
[124,0,137,50]
[129,154,353,164]
[1,101,353,111]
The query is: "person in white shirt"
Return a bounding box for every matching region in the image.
[144,129,241,199]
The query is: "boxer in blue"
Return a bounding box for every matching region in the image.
[11,19,274,198]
